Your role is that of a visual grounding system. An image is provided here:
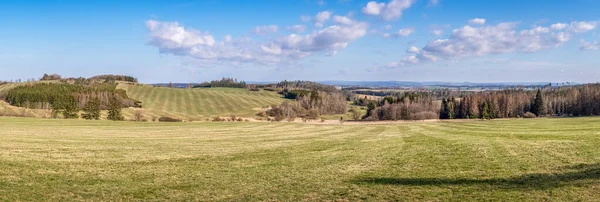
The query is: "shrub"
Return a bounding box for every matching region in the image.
[212,116,223,122]
[287,117,296,122]
[133,110,144,122]
[237,118,243,122]
[523,112,537,118]
[158,116,182,122]
[256,111,267,117]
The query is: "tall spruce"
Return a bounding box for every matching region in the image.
[439,98,449,119]
[531,89,544,116]
[107,95,124,121]
[82,98,101,120]
[448,96,456,119]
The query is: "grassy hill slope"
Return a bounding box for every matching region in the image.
[119,84,287,120]
[1,117,599,200]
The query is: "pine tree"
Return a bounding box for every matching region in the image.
[107,96,124,121]
[481,101,492,120]
[448,96,456,119]
[439,98,449,119]
[82,98,101,120]
[62,97,79,119]
[531,89,544,116]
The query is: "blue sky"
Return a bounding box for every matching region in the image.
[1,0,599,83]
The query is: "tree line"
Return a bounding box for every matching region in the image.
[193,77,247,88]
[438,84,600,119]
[3,83,137,120]
[264,89,347,121]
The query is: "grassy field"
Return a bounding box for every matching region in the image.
[0,117,599,201]
[119,84,287,120]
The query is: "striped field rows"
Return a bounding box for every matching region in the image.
[119,84,288,120]
[1,117,599,200]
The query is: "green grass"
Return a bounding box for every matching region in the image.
[118,84,287,120]
[0,117,599,201]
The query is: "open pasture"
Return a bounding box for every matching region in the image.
[0,117,599,201]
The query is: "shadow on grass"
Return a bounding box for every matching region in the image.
[352,163,600,190]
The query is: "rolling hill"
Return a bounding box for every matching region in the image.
[118,84,288,120]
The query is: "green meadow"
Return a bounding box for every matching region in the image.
[0,117,599,201]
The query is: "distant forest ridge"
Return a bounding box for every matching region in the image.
[152,81,582,89]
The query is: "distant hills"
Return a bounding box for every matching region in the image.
[153,81,579,89]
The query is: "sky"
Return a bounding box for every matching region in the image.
[0,0,599,83]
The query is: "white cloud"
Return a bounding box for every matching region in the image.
[568,21,597,33]
[252,25,278,35]
[146,19,367,67]
[333,15,353,25]
[383,25,392,30]
[317,0,326,6]
[383,33,390,38]
[397,28,414,37]
[362,2,385,15]
[146,20,216,49]
[314,11,332,27]
[580,40,599,51]
[431,29,443,36]
[362,0,416,21]
[287,24,306,33]
[550,23,568,30]
[406,46,420,53]
[389,21,597,67]
[468,18,486,25]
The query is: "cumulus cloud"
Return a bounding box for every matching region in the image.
[314,11,332,27]
[287,24,306,33]
[550,23,568,30]
[362,0,416,21]
[580,40,599,51]
[568,21,597,33]
[362,2,385,15]
[406,46,420,53]
[146,20,216,50]
[396,28,414,37]
[468,18,486,25]
[252,25,278,35]
[333,15,353,25]
[387,21,597,67]
[146,18,367,67]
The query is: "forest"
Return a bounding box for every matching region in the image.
[363,84,600,121]
[193,77,247,88]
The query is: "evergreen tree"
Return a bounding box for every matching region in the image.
[107,96,124,121]
[531,89,544,116]
[82,98,101,120]
[439,98,449,119]
[448,96,456,119]
[481,101,492,120]
[62,97,79,119]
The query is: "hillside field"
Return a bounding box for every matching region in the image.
[118,84,287,120]
[0,117,599,201]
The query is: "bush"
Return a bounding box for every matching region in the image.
[133,110,144,122]
[523,112,537,118]
[158,116,182,122]
[237,118,244,122]
[256,111,267,117]
[212,116,223,122]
